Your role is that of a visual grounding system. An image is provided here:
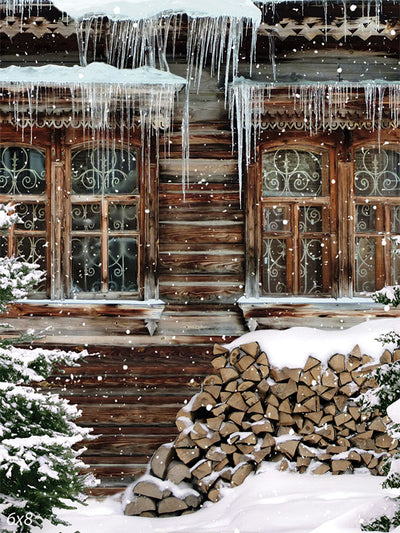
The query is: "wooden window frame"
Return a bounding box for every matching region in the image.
[0,125,160,303]
[248,130,400,300]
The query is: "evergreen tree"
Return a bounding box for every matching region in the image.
[0,204,96,533]
[359,285,400,531]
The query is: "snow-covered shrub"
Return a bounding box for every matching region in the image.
[360,283,400,531]
[0,205,96,532]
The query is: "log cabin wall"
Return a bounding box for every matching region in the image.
[1,2,400,494]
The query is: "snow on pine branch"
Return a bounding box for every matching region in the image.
[0,346,88,384]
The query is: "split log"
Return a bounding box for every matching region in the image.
[158,497,188,515]
[125,496,156,515]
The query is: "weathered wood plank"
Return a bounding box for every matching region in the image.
[159,253,244,275]
[159,223,243,244]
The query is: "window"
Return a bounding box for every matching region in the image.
[354,147,400,293]
[0,146,49,296]
[261,148,332,295]
[249,137,400,298]
[0,135,155,301]
[69,147,140,297]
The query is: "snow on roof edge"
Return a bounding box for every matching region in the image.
[0,63,187,87]
[51,0,262,25]
[225,318,400,369]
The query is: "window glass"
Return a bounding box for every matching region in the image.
[70,146,139,296]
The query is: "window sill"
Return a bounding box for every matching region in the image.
[237,296,400,331]
[7,299,165,336]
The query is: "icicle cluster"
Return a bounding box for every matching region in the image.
[0,64,187,180]
[230,79,400,193]
[76,15,258,92]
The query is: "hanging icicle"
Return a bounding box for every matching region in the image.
[49,0,261,91]
[229,78,400,199]
[0,63,187,180]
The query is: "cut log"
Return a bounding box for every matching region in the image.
[229,411,245,426]
[297,384,315,403]
[302,396,320,412]
[331,460,352,473]
[298,443,317,458]
[207,415,224,432]
[211,355,227,370]
[125,496,156,516]
[368,417,386,433]
[312,464,330,475]
[242,391,260,407]
[238,380,256,392]
[247,400,264,414]
[380,350,393,364]
[394,349,400,362]
[279,412,295,426]
[252,419,274,434]
[261,434,275,448]
[221,443,237,454]
[196,434,221,450]
[213,344,229,356]
[235,355,255,373]
[220,421,240,438]
[204,375,223,387]
[338,371,352,386]
[299,420,314,435]
[227,392,247,412]
[318,387,338,401]
[231,463,254,487]
[220,367,240,384]
[175,433,195,448]
[257,352,270,367]
[150,444,175,480]
[253,448,272,463]
[304,356,321,372]
[176,409,194,432]
[334,413,352,426]
[185,494,202,508]
[192,460,213,480]
[240,342,260,357]
[333,395,348,412]
[225,381,238,392]
[265,404,279,420]
[158,497,188,515]
[316,425,335,441]
[328,354,345,373]
[305,410,324,425]
[167,463,191,484]
[229,347,241,366]
[376,434,397,450]
[276,440,299,459]
[212,404,229,416]
[206,447,226,462]
[208,488,220,503]
[191,392,217,412]
[321,369,338,387]
[256,379,270,399]
[270,367,302,383]
[346,355,362,372]
[271,379,298,400]
[133,481,163,500]
[204,384,222,400]
[176,447,201,465]
[242,365,261,382]
[299,370,314,387]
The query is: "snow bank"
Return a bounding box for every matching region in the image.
[31,464,384,533]
[225,318,400,369]
[51,0,261,23]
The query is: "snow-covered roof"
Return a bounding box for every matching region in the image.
[0,63,186,87]
[51,0,262,23]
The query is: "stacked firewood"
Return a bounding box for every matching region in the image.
[124,342,399,517]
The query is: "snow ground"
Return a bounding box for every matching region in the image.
[31,464,391,533]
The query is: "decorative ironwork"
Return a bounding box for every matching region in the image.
[300,239,323,294]
[71,148,138,195]
[263,207,288,232]
[16,203,46,231]
[392,206,400,234]
[356,204,377,232]
[0,147,45,195]
[71,204,101,231]
[262,238,287,294]
[355,237,376,292]
[71,237,102,293]
[108,238,138,292]
[299,206,323,233]
[109,204,138,231]
[354,149,400,197]
[262,149,322,197]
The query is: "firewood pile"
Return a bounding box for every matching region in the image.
[124,341,398,517]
